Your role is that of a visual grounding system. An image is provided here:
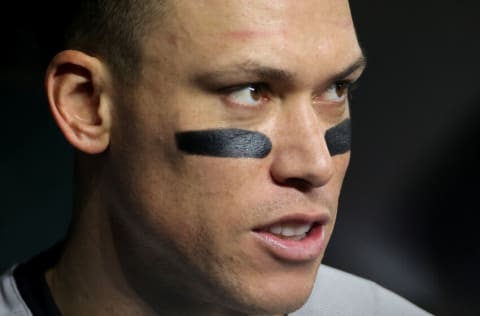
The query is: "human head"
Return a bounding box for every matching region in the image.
[45,0,365,315]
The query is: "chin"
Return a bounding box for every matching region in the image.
[215,265,318,315]
[261,277,314,313]
[232,291,311,316]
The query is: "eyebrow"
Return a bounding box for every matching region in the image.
[330,55,367,83]
[193,61,295,87]
[193,54,367,88]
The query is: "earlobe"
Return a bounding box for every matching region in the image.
[46,50,112,154]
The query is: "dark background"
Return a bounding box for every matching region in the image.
[1,1,479,315]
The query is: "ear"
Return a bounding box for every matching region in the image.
[46,50,113,154]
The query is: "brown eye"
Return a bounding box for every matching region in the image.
[335,82,348,98]
[324,81,350,103]
[226,84,269,107]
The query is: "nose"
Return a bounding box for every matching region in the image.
[270,100,336,190]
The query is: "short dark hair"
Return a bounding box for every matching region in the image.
[38,0,164,87]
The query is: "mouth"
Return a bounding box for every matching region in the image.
[252,214,330,263]
[261,221,318,241]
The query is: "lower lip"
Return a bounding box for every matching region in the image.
[252,225,326,262]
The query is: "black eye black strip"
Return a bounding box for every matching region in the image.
[175,119,350,159]
[175,128,272,158]
[324,119,351,156]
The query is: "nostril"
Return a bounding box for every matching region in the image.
[283,178,314,192]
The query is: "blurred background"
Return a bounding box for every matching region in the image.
[1,1,479,315]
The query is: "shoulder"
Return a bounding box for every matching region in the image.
[292,265,433,316]
[0,266,32,316]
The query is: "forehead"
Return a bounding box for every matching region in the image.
[169,0,353,30]
[146,0,361,82]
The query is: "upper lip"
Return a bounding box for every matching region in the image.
[253,211,331,231]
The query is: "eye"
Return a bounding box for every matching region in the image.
[323,81,351,103]
[224,84,269,107]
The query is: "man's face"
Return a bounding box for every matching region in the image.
[107,0,364,314]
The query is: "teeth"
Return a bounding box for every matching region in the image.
[267,223,312,239]
[282,226,296,237]
[270,225,282,235]
[295,224,312,235]
[290,234,307,241]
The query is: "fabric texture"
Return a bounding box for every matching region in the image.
[0,245,61,316]
[291,265,433,316]
[0,267,32,316]
[0,247,432,315]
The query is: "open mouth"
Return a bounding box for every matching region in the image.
[252,216,328,262]
[253,219,326,262]
[254,221,319,241]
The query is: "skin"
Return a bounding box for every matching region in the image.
[44,0,365,315]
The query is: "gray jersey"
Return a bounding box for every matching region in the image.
[291,265,432,316]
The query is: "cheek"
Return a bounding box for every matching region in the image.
[335,152,351,177]
[143,158,270,275]
[135,156,265,235]
[332,152,351,195]
[178,158,268,213]
[176,158,273,247]
[168,128,276,237]
[328,152,351,213]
